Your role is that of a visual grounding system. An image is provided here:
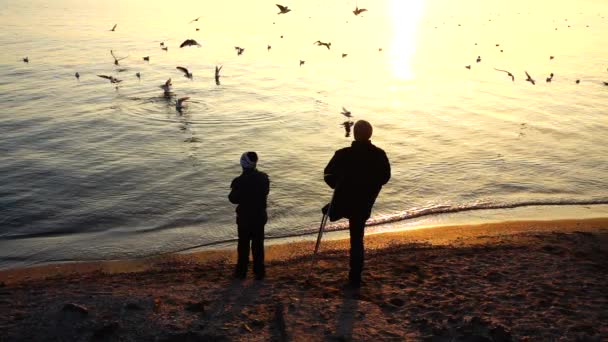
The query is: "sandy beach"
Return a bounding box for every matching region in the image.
[1,218,607,341]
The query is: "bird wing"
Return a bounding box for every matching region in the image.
[97,75,112,80]
[276,4,287,11]
[493,68,510,74]
[111,24,117,31]
[189,17,199,23]
[177,97,190,105]
[176,66,189,75]
[165,78,172,86]
[525,71,532,79]
[341,107,350,115]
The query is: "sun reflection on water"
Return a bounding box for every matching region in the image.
[388,0,425,80]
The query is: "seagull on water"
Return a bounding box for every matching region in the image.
[97,75,122,84]
[176,97,190,113]
[494,68,515,81]
[314,41,331,50]
[215,65,222,85]
[136,72,141,80]
[276,4,291,14]
[176,66,193,79]
[75,72,80,80]
[143,56,150,61]
[465,65,471,69]
[525,71,536,85]
[23,57,29,63]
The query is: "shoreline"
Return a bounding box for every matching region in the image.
[1,217,606,340]
[2,216,607,285]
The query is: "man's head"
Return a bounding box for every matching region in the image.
[240,151,258,169]
[354,120,373,141]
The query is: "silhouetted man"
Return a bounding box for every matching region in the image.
[229,152,270,280]
[324,120,391,287]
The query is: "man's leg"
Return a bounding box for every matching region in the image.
[235,223,250,278]
[251,222,265,279]
[348,216,367,286]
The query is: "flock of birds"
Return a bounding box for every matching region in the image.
[16,4,608,137]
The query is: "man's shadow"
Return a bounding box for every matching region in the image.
[333,288,360,340]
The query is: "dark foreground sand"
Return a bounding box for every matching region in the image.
[1,218,607,341]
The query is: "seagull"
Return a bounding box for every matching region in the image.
[136,72,141,80]
[465,65,471,69]
[494,68,514,81]
[196,28,200,31]
[314,41,331,50]
[110,24,117,31]
[476,56,482,63]
[75,72,80,80]
[176,66,193,79]
[525,71,536,85]
[353,6,367,15]
[603,82,608,86]
[267,45,271,51]
[110,50,128,65]
[276,4,291,14]
[97,75,122,83]
[546,73,554,82]
[341,121,354,137]
[342,53,348,58]
[176,97,190,113]
[341,107,352,117]
[215,65,222,85]
[550,56,555,60]
[160,78,172,96]
[189,17,200,24]
[143,56,150,61]
[160,42,165,47]
[235,46,245,55]
[23,57,29,63]
[161,46,168,51]
[179,39,201,48]
[575,79,580,84]
[299,60,305,66]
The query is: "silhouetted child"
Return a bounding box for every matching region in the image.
[229,152,270,280]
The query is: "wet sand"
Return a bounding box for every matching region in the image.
[1,218,607,341]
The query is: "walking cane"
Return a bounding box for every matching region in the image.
[307,190,335,280]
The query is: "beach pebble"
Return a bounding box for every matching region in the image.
[62,303,88,316]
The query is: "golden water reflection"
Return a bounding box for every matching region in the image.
[388,0,425,80]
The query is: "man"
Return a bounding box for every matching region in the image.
[229,152,270,280]
[324,120,391,287]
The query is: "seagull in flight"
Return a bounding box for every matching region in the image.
[276,4,291,14]
[110,24,117,32]
[342,53,348,58]
[23,57,29,63]
[525,71,536,85]
[353,7,367,16]
[143,56,150,61]
[235,46,245,55]
[546,73,554,83]
[189,17,200,24]
[110,50,128,65]
[299,60,305,66]
[494,68,515,81]
[180,39,201,48]
[465,65,471,69]
[176,97,190,113]
[341,107,352,117]
[176,66,193,79]
[97,75,122,84]
[267,45,271,51]
[314,41,331,50]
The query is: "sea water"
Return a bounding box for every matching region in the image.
[1,0,607,269]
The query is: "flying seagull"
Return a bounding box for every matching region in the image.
[143,56,150,61]
[299,60,305,66]
[110,50,128,65]
[180,39,201,48]
[189,17,200,24]
[525,71,536,85]
[342,53,348,58]
[353,7,367,16]
[341,107,352,117]
[235,46,245,55]
[341,121,354,137]
[476,56,482,63]
[176,97,190,113]
[314,41,331,50]
[110,24,117,31]
[176,66,193,79]
[267,45,271,51]
[494,68,515,81]
[276,4,291,14]
[546,73,554,83]
[23,57,29,63]
[161,46,168,51]
[465,65,471,69]
[97,75,122,83]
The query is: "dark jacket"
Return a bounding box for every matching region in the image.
[229,168,270,223]
[324,140,391,220]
